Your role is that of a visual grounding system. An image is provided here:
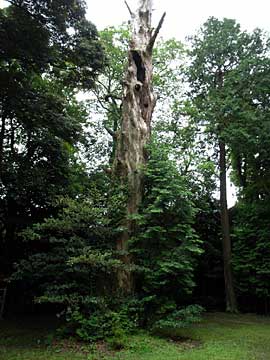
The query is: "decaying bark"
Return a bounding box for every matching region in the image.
[112,0,165,293]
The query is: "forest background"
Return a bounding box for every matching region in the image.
[0,0,270,343]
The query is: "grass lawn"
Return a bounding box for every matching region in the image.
[1,313,270,360]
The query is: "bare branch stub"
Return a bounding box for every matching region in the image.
[124,1,134,16]
[147,11,166,52]
[104,126,117,138]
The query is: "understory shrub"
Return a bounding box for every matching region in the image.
[12,144,202,340]
[232,199,270,313]
[65,298,139,342]
[132,143,203,323]
[151,304,204,334]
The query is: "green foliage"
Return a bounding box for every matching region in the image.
[12,141,202,339]
[1,0,105,87]
[211,28,270,312]
[232,200,270,306]
[12,194,114,298]
[0,0,105,275]
[224,56,270,199]
[11,187,140,340]
[192,200,224,309]
[152,304,204,333]
[85,25,186,167]
[187,17,268,141]
[188,17,266,92]
[131,142,203,321]
[66,299,138,343]
[187,17,270,312]
[4,7,270,345]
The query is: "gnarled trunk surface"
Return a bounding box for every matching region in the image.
[112,0,165,293]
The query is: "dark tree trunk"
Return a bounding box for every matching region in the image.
[0,113,6,178]
[10,118,15,157]
[112,0,165,293]
[219,139,238,313]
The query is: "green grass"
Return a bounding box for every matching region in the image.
[1,313,270,360]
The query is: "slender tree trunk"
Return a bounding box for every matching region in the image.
[10,118,15,157]
[112,0,165,293]
[219,139,238,313]
[0,113,6,179]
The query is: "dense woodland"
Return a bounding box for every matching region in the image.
[0,0,270,343]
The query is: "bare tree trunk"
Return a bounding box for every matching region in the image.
[112,0,165,293]
[219,139,238,313]
[0,112,6,179]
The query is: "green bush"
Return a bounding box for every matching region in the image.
[132,143,203,322]
[12,144,202,341]
[151,304,204,334]
[232,199,270,311]
[67,302,136,342]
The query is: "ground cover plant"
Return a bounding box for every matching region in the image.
[1,313,270,360]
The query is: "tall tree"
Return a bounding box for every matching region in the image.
[187,17,266,312]
[0,1,104,275]
[225,53,270,312]
[112,0,165,293]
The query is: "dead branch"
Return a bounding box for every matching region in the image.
[147,12,166,52]
[104,126,117,138]
[104,94,122,103]
[124,1,134,17]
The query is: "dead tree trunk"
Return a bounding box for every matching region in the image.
[112,0,165,293]
[219,139,238,313]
